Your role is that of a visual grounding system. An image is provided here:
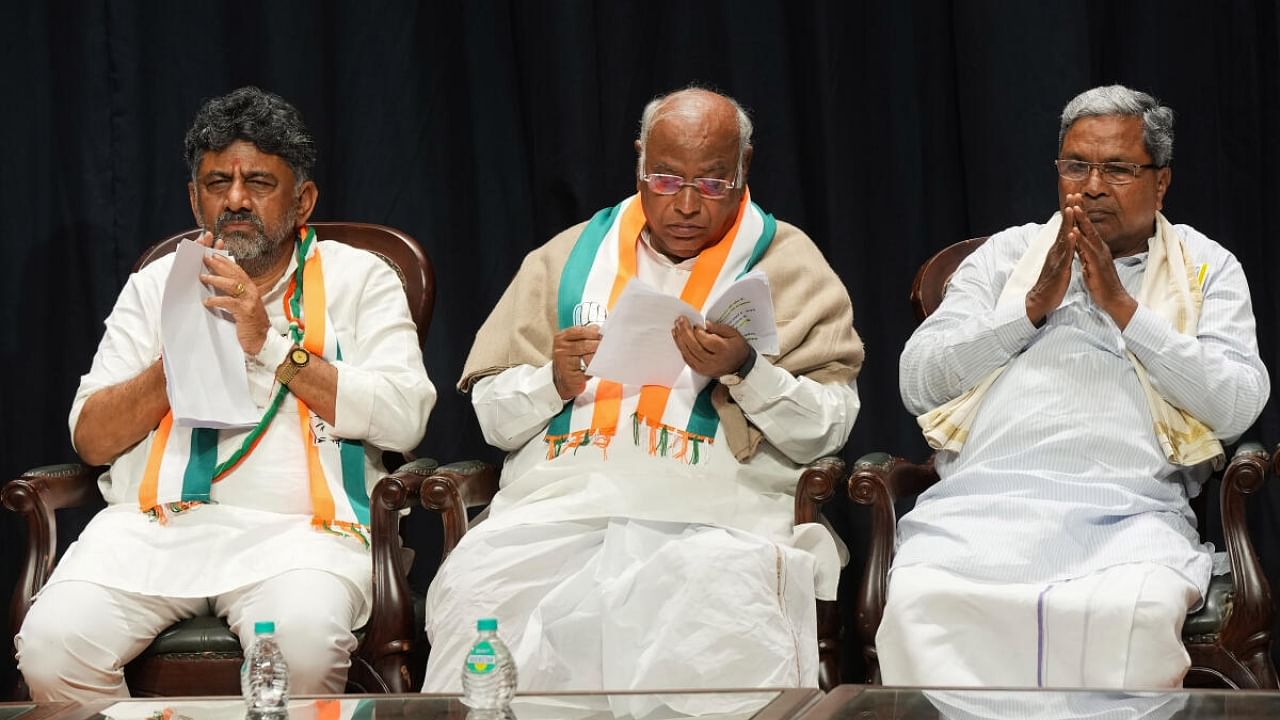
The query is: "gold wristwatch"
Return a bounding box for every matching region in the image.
[275,346,311,386]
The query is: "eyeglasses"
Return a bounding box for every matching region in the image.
[640,173,737,199]
[1054,159,1160,185]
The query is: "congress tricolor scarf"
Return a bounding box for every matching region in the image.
[545,192,775,463]
[138,227,371,542]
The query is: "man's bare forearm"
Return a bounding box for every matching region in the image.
[282,356,338,425]
[74,359,170,466]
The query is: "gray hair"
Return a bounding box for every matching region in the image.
[1058,85,1174,167]
[184,86,316,187]
[636,87,753,184]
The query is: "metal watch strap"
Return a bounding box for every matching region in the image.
[275,347,307,386]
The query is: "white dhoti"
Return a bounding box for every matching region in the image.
[424,517,820,703]
[877,564,1199,689]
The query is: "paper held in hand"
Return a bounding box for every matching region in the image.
[585,270,779,387]
[160,239,260,428]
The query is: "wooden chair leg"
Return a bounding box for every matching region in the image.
[816,599,841,691]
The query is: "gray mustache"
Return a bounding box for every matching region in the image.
[214,211,265,234]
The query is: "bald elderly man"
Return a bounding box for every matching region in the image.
[423,87,864,693]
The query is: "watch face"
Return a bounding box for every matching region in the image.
[290,348,310,365]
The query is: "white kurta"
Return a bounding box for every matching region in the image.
[881,221,1269,687]
[48,240,436,622]
[424,232,860,694]
[895,222,1268,595]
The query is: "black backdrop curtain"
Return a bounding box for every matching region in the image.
[2,0,1278,690]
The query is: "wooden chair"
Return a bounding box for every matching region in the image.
[848,236,1277,689]
[797,458,847,691]
[4,222,491,696]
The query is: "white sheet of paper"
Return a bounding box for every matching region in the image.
[585,272,779,387]
[705,270,780,355]
[160,239,259,428]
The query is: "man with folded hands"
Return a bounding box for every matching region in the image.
[880,85,1269,688]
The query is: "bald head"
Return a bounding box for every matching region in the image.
[633,87,755,261]
[636,88,753,184]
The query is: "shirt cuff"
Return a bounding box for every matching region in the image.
[991,302,1038,355]
[245,332,293,396]
[530,362,570,412]
[726,355,791,412]
[1121,304,1170,358]
[332,361,376,439]
[251,332,294,369]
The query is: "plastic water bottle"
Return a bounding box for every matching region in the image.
[241,621,290,718]
[461,617,517,710]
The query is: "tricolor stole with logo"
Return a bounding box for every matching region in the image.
[138,227,372,544]
[546,192,775,464]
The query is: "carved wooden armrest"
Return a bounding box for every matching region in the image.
[4,463,107,639]
[794,456,846,524]
[419,460,499,562]
[369,457,441,580]
[360,457,439,693]
[794,456,848,690]
[847,452,938,678]
[1217,442,1272,649]
[4,464,105,513]
[848,453,898,661]
[372,458,441,512]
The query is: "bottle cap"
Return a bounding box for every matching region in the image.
[477,617,498,632]
[254,621,276,635]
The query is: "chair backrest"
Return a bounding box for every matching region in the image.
[135,222,435,347]
[909,236,989,322]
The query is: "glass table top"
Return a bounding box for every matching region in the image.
[0,703,71,720]
[0,706,40,720]
[806,686,1280,720]
[54,686,1280,720]
[77,690,817,720]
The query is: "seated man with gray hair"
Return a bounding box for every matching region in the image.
[16,87,435,701]
[423,87,863,695]
[879,85,1269,688]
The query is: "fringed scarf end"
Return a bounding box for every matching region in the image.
[142,501,205,525]
[311,517,371,548]
[546,428,616,460]
[631,412,712,465]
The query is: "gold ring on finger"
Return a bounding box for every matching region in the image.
[233,281,246,298]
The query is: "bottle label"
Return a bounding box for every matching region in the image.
[465,640,497,675]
